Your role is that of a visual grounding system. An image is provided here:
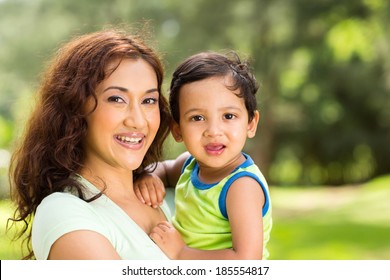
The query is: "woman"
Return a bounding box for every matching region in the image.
[8,27,171,259]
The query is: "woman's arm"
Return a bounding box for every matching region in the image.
[48,230,121,259]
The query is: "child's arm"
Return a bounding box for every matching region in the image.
[134,152,191,208]
[150,176,265,259]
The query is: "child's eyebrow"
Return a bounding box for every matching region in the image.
[183,108,202,116]
[183,106,243,116]
[220,106,243,111]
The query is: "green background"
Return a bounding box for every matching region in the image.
[0,0,389,260]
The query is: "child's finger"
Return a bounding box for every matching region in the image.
[139,183,152,206]
[146,182,160,208]
[155,181,166,206]
[134,184,146,204]
[157,221,173,231]
[150,225,164,241]
[150,231,161,242]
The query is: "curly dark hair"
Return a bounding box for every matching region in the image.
[8,28,171,259]
[169,51,259,124]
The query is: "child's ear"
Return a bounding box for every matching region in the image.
[247,110,259,138]
[171,121,183,142]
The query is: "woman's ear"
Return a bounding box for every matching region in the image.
[247,110,260,138]
[171,121,183,142]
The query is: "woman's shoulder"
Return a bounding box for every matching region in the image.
[39,191,88,208]
[32,192,106,260]
[35,192,97,223]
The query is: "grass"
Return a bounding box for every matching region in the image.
[1,175,389,260]
[268,175,390,259]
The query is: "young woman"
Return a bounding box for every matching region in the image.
[8,28,172,260]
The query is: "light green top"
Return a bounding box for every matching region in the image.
[172,153,272,259]
[32,175,170,260]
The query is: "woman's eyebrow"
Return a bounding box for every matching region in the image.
[145,88,159,94]
[103,86,158,93]
[103,86,128,93]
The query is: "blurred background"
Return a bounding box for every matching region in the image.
[0,0,389,259]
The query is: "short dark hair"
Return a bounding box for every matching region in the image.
[169,51,259,123]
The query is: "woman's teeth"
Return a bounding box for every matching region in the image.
[116,135,142,144]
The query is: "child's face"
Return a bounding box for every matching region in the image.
[83,58,160,174]
[173,76,258,169]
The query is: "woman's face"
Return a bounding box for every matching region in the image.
[83,58,161,174]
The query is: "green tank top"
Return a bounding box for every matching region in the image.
[172,153,272,259]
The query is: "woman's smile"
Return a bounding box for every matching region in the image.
[114,133,145,149]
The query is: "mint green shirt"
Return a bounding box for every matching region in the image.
[172,153,272,259]
[32,175,170,260]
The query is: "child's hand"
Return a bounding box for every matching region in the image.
[150,221,185,259]
[134,173,166,208]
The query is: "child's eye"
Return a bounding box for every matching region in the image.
[107,96,126,103]
[191,115,205,121]
[142,97,158,105]
[224,113,236,120]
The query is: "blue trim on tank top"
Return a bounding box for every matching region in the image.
[190,153,253,190]
[218,171,270,219]
[190,153,254,190]
[183,153,270,218]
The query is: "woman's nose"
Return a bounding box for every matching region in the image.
[124,103,147,129]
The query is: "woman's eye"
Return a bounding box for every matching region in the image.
[224,113,236,120]
[142,97,158,105]
[107,96,125,103]
[191,115,205,121]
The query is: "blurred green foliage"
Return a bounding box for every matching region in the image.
[0,0,389,189]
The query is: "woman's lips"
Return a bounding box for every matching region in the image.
[114,133,145,149]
